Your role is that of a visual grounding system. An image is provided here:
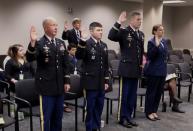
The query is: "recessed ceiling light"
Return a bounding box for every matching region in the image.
[163,0,186,4]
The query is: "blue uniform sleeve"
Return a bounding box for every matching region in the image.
[75,39,87,60]
[108,22,122,42]
[147,41,159,61]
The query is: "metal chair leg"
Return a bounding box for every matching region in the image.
[75,98,78,131]
[106,98,109,124]
[110,100,113,115]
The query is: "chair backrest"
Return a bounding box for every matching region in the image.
[108,53,117,62]
[178,62,192,80]
[0,80,9,96]
[167,64,177,74]
[169,55,184,63]
[15,79,39,107]
[182,54,192,62]
[168,50,183,60]
[107,50,117,58]
[64,74,82,100]
[110,60,120,78]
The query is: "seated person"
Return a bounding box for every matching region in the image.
[5,44,35,92]
[165,73,185,113]
[68,43,78,74]
[63,43,78,113]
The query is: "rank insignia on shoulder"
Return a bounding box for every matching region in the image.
[127,33,132,42]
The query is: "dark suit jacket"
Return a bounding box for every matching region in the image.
[144,37,168,77]
[62,29,81,45]
[108,22,144,78]
[76,38,109,90]
[26,35,70,96]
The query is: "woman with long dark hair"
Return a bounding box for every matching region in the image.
[5,44,35,91]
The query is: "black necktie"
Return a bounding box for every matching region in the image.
[135,31,139,38]
[97,42,100,48]
[51,39,55,46]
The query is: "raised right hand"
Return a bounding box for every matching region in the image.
[118,11,127,24]
[30,26,37,47]
[64,21,69,31]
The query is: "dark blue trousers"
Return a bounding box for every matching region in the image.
[85,90,105,131]
[39,95,64,131]
[118,77,138,122]
[145,76,165,115]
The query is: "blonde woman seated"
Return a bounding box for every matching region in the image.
[165,73,185,113]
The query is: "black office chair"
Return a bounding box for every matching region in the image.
[107,50,117,59]
[182,54,193,68]
[64,74,84,131]
[105,60,119,124]
[0,55,7,69]
[104,75,117,124]
[109,60,120,83]
[168,50,183,60]
[13,79,39,131]
[0,98,19,131]
[177,62,192,102]
[133,77,147,118]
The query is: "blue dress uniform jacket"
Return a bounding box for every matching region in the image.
[144,37,168,116]
[26,35,70,96]
[145,37,168,77]
[108,22,144,78]
[75,38,109,90]
[62,29,81,45]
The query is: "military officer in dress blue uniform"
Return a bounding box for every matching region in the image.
[76,22,109,131]
[108,11,144,128]
[26,17,71,131]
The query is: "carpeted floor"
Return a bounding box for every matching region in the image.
[4,84,193,131]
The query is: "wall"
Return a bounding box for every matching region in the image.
[0,0,142,54]
[172,6,193,50]
[162,6,173,42]
[143,0,163,51]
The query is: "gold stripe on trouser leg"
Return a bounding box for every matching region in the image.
[39,95,44,131]
[117,77,123,121]
[83,89,87,120]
